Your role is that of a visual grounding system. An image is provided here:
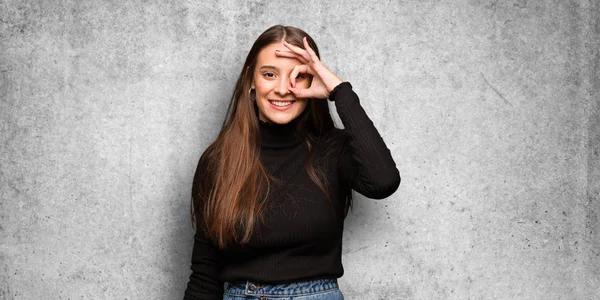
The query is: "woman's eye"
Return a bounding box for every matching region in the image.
[296,74,306,79]
[263,72,275,78]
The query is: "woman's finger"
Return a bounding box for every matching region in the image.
[302,37,320,62]
[274,50,309,64]
[289,64,314,88]
[283,40,312,62]
[289,86,313,99]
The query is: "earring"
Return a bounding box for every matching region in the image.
[249,88,255,101]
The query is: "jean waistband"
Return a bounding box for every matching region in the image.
[225,278,339,297]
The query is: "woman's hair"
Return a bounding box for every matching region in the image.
[192,25,342,248]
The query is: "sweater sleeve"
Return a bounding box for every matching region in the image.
[183,156,224,300]
[329,82,401,199]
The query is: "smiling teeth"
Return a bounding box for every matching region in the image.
[271,101,293,107]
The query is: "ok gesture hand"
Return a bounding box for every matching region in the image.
[275,37,343,99]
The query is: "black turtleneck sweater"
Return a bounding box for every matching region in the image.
[184,82,400,299]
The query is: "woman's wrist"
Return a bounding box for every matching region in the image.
[326,78,343,94]
[328,81,352,101]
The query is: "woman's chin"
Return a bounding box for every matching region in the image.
[264,114,296,124]
[268,105,296,122]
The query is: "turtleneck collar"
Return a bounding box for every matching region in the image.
[258,117,304,149]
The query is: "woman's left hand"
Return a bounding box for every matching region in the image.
[275,37,343,99]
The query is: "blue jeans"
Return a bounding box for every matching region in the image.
[223,278,344,300]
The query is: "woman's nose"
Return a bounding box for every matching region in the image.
[275,77,290,96]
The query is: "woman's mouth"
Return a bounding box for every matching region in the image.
[268,100,295,110]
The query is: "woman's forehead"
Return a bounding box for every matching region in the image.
[256,43,303,71]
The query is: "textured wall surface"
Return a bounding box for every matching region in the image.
[1,1,599,299]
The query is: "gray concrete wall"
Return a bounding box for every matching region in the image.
[1,1,598,299]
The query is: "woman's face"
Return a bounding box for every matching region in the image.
[251,41,309,124]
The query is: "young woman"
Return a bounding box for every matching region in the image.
[183,25,400,300]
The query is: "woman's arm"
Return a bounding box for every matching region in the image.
[183,231,224,299]
[330,82,401,199]
[183,156,224,300]
[275,38,400,199]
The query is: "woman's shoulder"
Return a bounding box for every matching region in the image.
[194,145,219,181]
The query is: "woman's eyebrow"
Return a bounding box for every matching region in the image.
[259,65,279,70]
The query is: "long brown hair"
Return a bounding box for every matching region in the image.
[192,25,342,248]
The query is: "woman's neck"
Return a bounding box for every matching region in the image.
[258,118,303,149]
